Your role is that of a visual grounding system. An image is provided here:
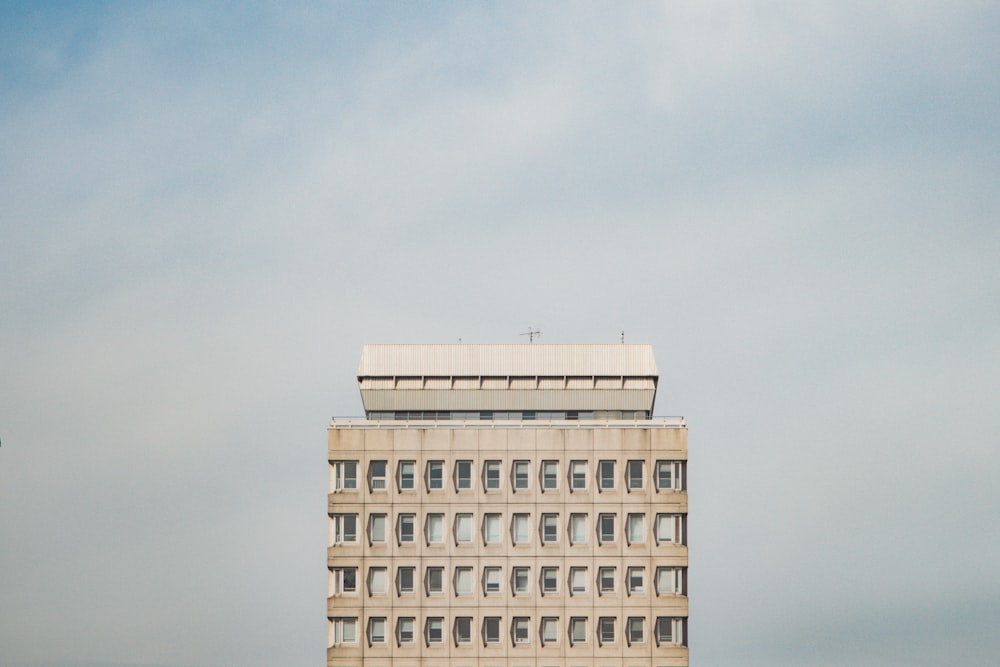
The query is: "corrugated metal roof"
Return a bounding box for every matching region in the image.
[357,344,658,377]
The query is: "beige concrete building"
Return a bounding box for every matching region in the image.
[328,344,688,667]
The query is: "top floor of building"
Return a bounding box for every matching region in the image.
[356,344,661,419]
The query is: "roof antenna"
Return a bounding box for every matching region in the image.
[520,327,542,343]
[620,330,625,343]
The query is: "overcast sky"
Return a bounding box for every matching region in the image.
[2,2,999,666]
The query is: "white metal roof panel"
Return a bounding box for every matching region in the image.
[357,344,658,377]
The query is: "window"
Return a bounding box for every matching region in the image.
[627,617,644,645]
[330,514,358,544]
[455,460,473,490]
[483,513,502,544]
[598,567,616,594]
[397,460,416,490]
[398,513,415,544]
[570,460,587,490]
[512,566,530,594]
[599,617,615,644]
[328,617,357,646]
[397,617,415,645]
[569,617,587,645]
[368,617,386,645]
[368,514,387,544]
[329,566,357,595]
[368,460,387,491]
[656,567,685,595]
[541,566,558,594]
[512,513,530,545]
[425,513,444,544]
[541,460,558,490]
[454,566,473,595]
[454,513,473,544]
[427,460,444,490]
[598,460,615,490]
[656,460,685,491]
[540,617,558,645]
[627,513,645,544]
[483,566,501,594]
[627,566,645,594]
[626,460,644,491]
[396,566,415,594]
[599,513,616,544]
[512,617,529,645]
[569,567,587,595]
[656,513,685,545]
[569,514,587,544]
[541,513,558,544]
[425,566,444,594]
[454,617,472,644]
[484,460,501,490]
[656,617,685,646]
[483,617,501,644]
[367,567,387,595]
[330,461,358,491]
[425,617,444,645]
[512,460,530,490]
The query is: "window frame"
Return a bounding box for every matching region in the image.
[425,616,444,645]
[483,616,501,645]
[367,616,387,645]
[426,460,444,491]
[425,513,445,545]
[569,566,587,595]
[484,460,502,490]
[541,566,558,595]
[367,566,387,596]
[569,513,587,545]
[455,459,473,491]
[627,616,644,645]
[454,513,474,545]
[655,460,685,491]
[541,460,558,490]
[540,616,559,646]
[598,513,616,544]
[627,512,645,545]
[512,460,530,490]
[598,459,615,491]
[483,566,502,595]
[627,566,645,595]
[397,460,416,491]
[329,566,358,595]
[368,460,388,492]
[329,617,357,646]
[598,566,616,595]
[330,460,358,492]
[655,566,685,596]
[598,616,616,645]
[569,617,587,645]
[512,566,530,595]
[454,566,473,595]
[396,566,415,595]
[397,513,416,544]
[330,513,358,545]
[541,513,559,544]
[483,513,502,545]
[396,616,415,645]
[512,513,531,545]
[569,460,587,491]
[425,566,444,595]
[512,617,530,645]
[368,513,387,545]
[626,459,644,491]
[454,616,473,645]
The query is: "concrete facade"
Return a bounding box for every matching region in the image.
[328,345,688,667]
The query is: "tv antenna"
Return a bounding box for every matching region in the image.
[520,327,542,343]
[620,329,625,343]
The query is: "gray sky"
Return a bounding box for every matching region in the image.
[2,2,999,666]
